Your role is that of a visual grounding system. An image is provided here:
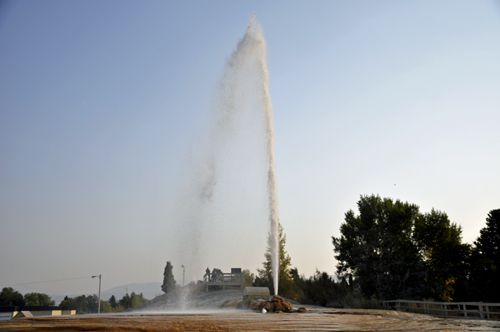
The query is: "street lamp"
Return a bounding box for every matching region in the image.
[92,275,101,314]
[181,265,185,287]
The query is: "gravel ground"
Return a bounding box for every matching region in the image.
[2,288,499,331]
[1,309,500,331]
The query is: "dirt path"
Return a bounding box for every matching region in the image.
[1,309,500,331]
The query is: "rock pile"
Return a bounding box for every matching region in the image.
[252,295,293,312]
[244,295,307,313]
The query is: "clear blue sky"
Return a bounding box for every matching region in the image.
[1,0,499,296]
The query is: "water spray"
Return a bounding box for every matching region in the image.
[177,15,280,297]
[217,15,280,295]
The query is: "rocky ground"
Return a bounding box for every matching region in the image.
[2,309,500,331]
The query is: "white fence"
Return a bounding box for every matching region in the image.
[383,299,500,320]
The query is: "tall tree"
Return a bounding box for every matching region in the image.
[333,195,468,301]
[333,195,423,300]
[109,295,117,308]
[85,294,99,313]
[119,293,131,309]
[59,296,76,310]
[469,209,500,302]
[256,223,297,298]
[161,261,176,294]
[0,287,25,306]
[414,209,470,301]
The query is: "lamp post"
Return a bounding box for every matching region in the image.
[182,265,185,287]
[92,274,101,314]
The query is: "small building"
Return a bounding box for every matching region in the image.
[0,306,76,320]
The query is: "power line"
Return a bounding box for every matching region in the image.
[0,276,94,287]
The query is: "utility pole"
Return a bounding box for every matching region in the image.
[92,274,101,314]
[182,265,185,287]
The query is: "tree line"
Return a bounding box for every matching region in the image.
[254,195,499,306]
[0,288,55,307]
[0,287,148,314]
[59,292,149,313]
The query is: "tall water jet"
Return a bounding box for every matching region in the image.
[213,15,280,295]
[236,15,279,295]
[173,15,279,296]
[251,19,280,296]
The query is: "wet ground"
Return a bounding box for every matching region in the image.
[1,308,500,331]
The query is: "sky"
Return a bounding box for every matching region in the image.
[1,0,499,298]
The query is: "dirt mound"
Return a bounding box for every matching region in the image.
[256,295,293,313]
[138,282,244,311]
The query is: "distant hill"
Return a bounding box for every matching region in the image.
[100,282,163,302]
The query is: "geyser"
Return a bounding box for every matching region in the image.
[235,15,280,296]
[212,15,280,294]
[174,15,279,296]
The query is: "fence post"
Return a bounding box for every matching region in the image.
[479,305,483,319]
[463,304,468,317]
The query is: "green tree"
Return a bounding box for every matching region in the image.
[161,261,176,294]
[130,292,148,308]
[59,296,76,310]
[60,295,90,314]
[304,271,339,307]
[241,269,255,287]
[333,195,423,300]
[109,295,117,308]
[256,223,297,298]
[119,293,131,309]
[469,209,500,302]
[333,195,468,301]
[60,294,118,314]
[85,294,99,313]
[414,209,470,301]
[23,292,55,306]
[287,268,360,308]
[99,300,112,313]
[75,295,88,314]
[0,287,25,306]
